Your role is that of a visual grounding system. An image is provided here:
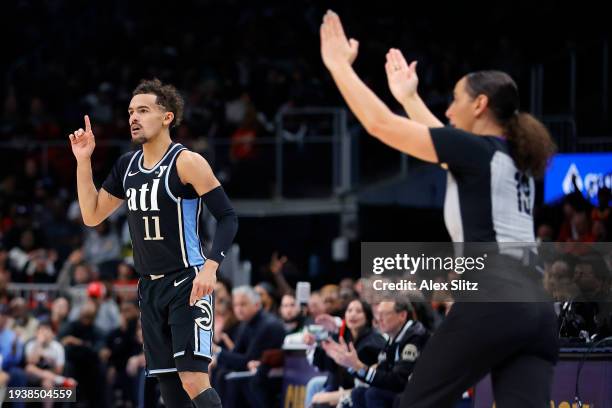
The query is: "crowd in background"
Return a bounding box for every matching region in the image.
[1,0,611,406]
[0,164,609,406]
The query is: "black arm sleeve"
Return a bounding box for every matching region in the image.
[201,186,238,264]
[429,127,494,174]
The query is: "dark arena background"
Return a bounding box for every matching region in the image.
[1,1,611,407]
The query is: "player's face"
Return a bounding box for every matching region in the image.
[345,300,367,331]
[128,94,172,145]
[445,77,476,132]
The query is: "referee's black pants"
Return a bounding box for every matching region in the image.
[398,301,558,408]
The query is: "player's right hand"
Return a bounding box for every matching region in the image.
[69,115,96,162]
[385,48,419,105]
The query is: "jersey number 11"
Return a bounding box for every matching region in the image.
[143,216,164,240]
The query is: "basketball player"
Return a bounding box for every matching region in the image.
[69,79,237,407]
[320,11,558,407]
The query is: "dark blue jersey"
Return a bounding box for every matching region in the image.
[102,143,206,276]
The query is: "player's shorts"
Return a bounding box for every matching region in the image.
[138,266,214,376]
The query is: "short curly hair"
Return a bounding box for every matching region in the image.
[132,79,184,128]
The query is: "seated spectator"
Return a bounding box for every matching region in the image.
[82,220,122,270]
[113,262,138,303]
[305,291,325,325]
[213,285,285,408]
[68,281,120,336]
[0,302,24,370]
[59,299,107,407]
[254,281,277,313]
[24,318,76,389]
[279,293,305,335]
[0,303,27,394]
[214,297,239,351]
[306,299,386,407]
[125,320,149,407]
[544,258,580,302]
[215,277,233,307]
[329,300,429,408]
[8,297,39,343]
[567,254,612,338]
[558,211,596,255]
[320,284,343,316]
[49,296,71,335]
[101,300,141,406]
[56,249,92,291]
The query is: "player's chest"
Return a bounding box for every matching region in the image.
[124,166,171,212]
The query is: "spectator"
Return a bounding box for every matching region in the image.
[544,258,580,302]
[8,297,39,343]
[82,220,122,270]
[101,300,141,406]
[68,281,121,336]
[215,277,233,307]
[213,285,285,408]
[332,300,429,408]
[279,293,305,335]
[306,299,386,407]
[125,320,149,407]
[24,319,76,391]
[254,282,277,314]
[306,291,325,325]
[50,296,71,335]
[59,299,107,407]
[320,284,343,316]
[56,248,87,290]
[0,303,23,373]
[214,297,239,351]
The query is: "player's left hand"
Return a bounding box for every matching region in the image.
[320,10,359,72]
[190,260,218,305]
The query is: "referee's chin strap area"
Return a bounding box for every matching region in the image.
[192,387,222,408]
[201,186,238,264]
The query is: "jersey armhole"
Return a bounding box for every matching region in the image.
[166,149,199,201]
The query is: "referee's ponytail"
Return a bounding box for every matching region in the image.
[465,71,556,179]
[505,112,556,179]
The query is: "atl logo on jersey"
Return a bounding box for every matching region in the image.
[126,166,168,240]
[125,166,168,211]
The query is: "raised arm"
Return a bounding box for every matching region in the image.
[69,115,123,227]
[320,11,438,163]
[385,49,444,128]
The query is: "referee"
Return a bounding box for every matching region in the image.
[320,11,558,407]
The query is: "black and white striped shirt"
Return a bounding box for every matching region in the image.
[430,127,535,243]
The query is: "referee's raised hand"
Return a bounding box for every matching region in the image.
[68,115,96,162]
[320,10,359,72]
[385,49,419,106]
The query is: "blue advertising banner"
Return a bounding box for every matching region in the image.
[544,153,612,204]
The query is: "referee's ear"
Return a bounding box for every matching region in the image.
[473,94,489,118]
